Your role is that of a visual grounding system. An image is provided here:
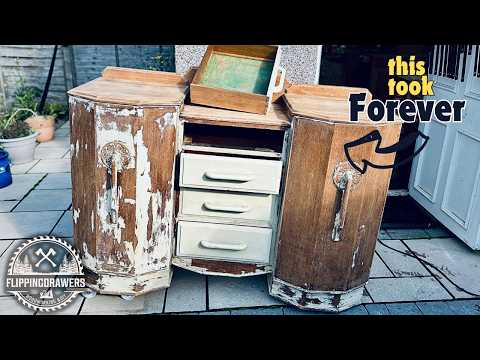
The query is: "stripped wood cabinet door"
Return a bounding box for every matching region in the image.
[269,85,402,312]
[70,98,179,296]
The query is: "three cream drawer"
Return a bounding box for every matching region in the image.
[180,153,282,194]
[180,188,274,223]
[177,221,272,264]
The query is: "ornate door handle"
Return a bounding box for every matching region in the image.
[332,162,361,242]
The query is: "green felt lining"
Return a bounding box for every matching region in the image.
[199,52,274,95]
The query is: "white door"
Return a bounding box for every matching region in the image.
[409,45,480,249]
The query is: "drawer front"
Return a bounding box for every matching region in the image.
[180,189,274,222]
[180,153,282,194]
[177,221,272,264]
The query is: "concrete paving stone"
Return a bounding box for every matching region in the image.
[362,290,373,304]
[63,151,71,159]
[366,277,452,303]
[35,137,70,149]
[55,128,70,137]
[143,289,167,314]
[445,300,480,315]
[0,173,44,200]
[208,274,282,310]
[0,201,18,212]
[14,189,72,211]
[378,229,391,240]
[365,303,391,315]
[28,159,71,173]
[198,310,231,315]
[10,160,40,174]
[0,296,34,315]
[0,211,63,240]
[425,227,452,238]
[339,305,368,315]
[164,268,206,313]
[80,294,145,315]
[376,241,430,277]
[385,302,422,315]
[386,228,429,240]
[370,252,394,278]
[36,173,72,189]
[51,211,73,238]
[35,147,69,160]
[59,122,70,129]
[416,301,455,315]
[36,296,84,315]
[404,238,480,299]
[282,307,327,315]
[230,307,284,315]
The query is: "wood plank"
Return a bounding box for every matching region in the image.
[68,77,187,105]
[181,103,290,131]
[102,66,192,86]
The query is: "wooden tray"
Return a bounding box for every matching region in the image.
[190,45,286,115]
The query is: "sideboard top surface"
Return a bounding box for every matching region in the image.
[180,103,291,131]
[68,66,191,106]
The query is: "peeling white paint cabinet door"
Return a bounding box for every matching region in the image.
[409,45,480,249]
[70,97,178,295]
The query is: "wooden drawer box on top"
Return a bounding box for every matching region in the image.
[190,45,286,114]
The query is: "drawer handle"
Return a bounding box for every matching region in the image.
[199,240,247,251]
[203,202,251,213]
[204,171,255,182]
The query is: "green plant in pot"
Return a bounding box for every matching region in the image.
[14,83,62,143]
[0,108,39,165]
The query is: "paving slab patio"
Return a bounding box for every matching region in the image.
[404,238,480,299]
[376,241,430,277]
[14,189,72,211]
[0,211,63,240]
[51,211,73,237]
[28,159,71,174]
[207,274,282,310]
[36,173,71,189]
[0,174,44,200]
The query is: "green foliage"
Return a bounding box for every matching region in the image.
[43,102,67,118]
[0,111,34,140]
[13,79,67,120]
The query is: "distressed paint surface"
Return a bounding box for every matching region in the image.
[172,257,272,277]
[269,276,364,312]
[70,95,178,295]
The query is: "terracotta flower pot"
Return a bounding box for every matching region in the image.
[25,115,56,142]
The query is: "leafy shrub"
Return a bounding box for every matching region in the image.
[0,111,34,140]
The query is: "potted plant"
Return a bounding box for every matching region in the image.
[13,84,58,143]
[0,108,39,165]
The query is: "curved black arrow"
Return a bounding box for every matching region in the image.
[344,129,429,174]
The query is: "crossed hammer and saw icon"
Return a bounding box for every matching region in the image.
[34,248,57,268]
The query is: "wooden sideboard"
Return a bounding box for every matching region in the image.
[69,67,401,312]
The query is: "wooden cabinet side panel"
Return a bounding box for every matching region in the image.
[136,107,177,273]
[70,98,97,269]
[346,123,401,288]
[274,118,334,287]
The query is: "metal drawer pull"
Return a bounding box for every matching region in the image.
[203,202,251,213]
[204,171,255,182]
[199,240,247,251]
